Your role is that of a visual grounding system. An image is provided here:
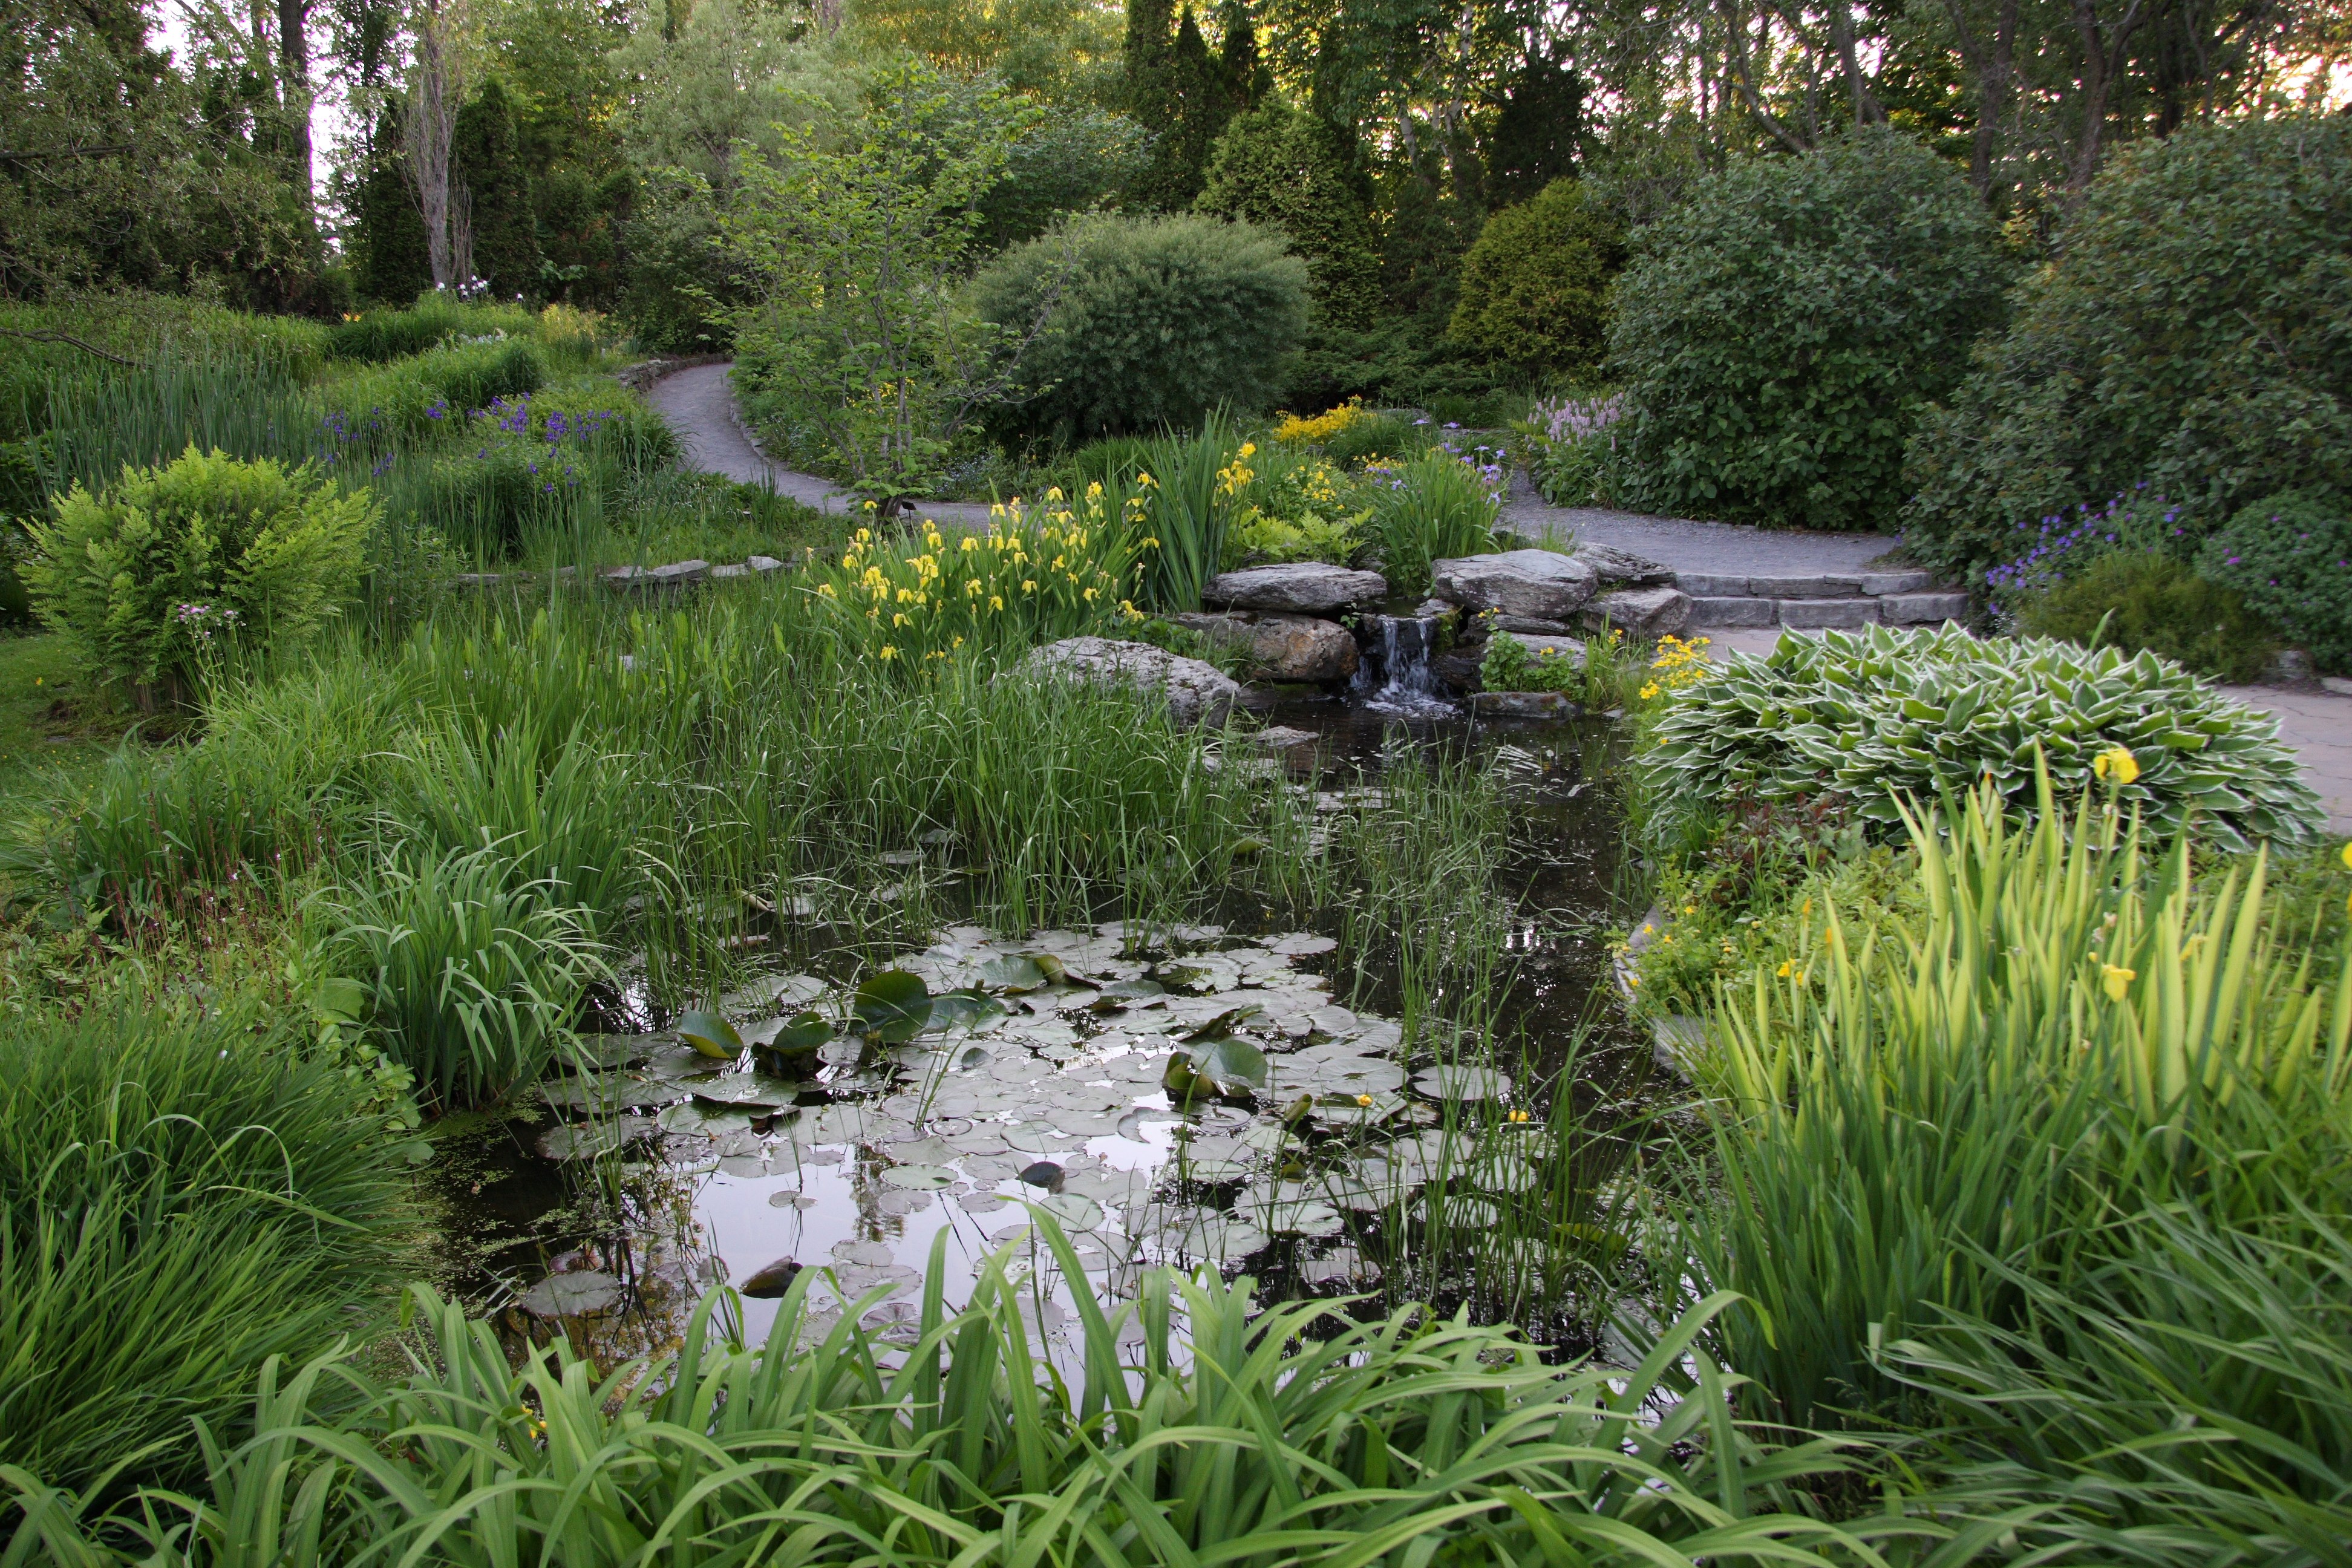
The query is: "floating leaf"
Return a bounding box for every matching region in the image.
[748,1010,832,1057]
[979,956,1049,992]
[927,987,1006,1028]
[880,1163,956,1190]
[1166,1034,1269,1102]
[678,1010,744,1060]
[853,971,932,1042]
[1033,1193,1105,1230]
[1178,1004,1263,1044]
[1091,979,1165,1008]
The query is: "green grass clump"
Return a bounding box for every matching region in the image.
[0,997,416,1492]
[4,1226,1929,1566]
[323,298,543,364]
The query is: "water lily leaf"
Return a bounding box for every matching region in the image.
[749,1011,832,1056]
[854,971,932,1042]
[1178,1004,1263,1043]
[678,1010,743,1060]
[1033,1192,1104,1230]
[880,1163,956,1190]
[1092,979,1165,1008]
[927,987,1006,1028]
[1166,1034,1268,1101]
[980,956,1049,992]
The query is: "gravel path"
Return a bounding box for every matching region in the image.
[644,362,998,528]
[1502,482,1906,577]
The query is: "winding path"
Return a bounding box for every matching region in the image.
[644,362,998,528]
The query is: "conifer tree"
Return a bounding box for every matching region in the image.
[452,77,541,296]
[1197,105,1380,330]
[1217,0,1265,109]
[354,106,433,303]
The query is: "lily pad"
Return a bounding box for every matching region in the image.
[693,1071,802,1108]
[1411,1065,1513,1101]
[520,1270,622,1317]
[879,1163,956,1190]
[854,971,932,1042]
[1165,1035,1268,1101]
[677,1010,743,1060]
[1033,1192,1105,1230]
[980,956,1050,992]
[927,987,1007,1029]
[748,1010,832,1057]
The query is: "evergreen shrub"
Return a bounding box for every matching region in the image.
[1607,130,2008,531]
[2010,550,2276,684]
[22,447,376,699]
[1448,178,1622,379]
[452,78,541,299]
[1905,115,2352,579]
[974,212,1307,445]
[1197,106,1382,330]
[2197,490,2352,672]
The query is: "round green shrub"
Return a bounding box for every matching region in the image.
[1904,114,2352,580]
[2198,490,2352,671]
[974,212,1308,445]
[1196,106,1382,330]
[1448,178,1623,379]
[1607,130,2010,532]
[22,446,377,701]
[2010,550,2275,684]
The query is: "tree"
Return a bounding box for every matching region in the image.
[1448,177,1621,378]
[452,76,541,296]
[1197,103,1380,329]
[354,106,433,301]
[1483,43,1584,209]
[720,56,1057,501]
[1125,1,1238,208]
[403,0,467,288]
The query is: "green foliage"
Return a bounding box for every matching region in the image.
[2012,550,2276,684]
[1684,779,2352,1443]
[315,338,548,442]
[453,78,543,299]
[2199,490,2352,671]
[1904,115,2352,579]
[0,997,414,1491]
[725,56,1046,501]
[1364,445,1502,595]
[1608,130,2010,531]
[976,106,1148,250]
[1126,2,1240,208]
[319,842,607,1109]
[2,1232,1934,1566]
[973,212,1307,445]
[1198,105,1382,330]
[1478,628,1580,693]
[1644,624,2323,852]
[1222,443,1366,566]
[22,447,376,697]
[1448,178,1622,379]
[351,110,434,305]
[324,298,541,363]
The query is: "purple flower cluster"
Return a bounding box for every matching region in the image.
[1983,486,2181,618]
[1530,395,1622,444]
[173,601,240,647]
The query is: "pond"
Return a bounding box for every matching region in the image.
[422,693,1655,1371]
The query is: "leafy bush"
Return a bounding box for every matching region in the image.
[1221,443,1367,567]
[1607,130,2010,531]
[0,998,413,1490]
[22,446,376,699]
[2199,489,2352,671]
[1904,114,2352,579]
[973,212,1307,446]
[1480,629,1582,693]
[1364,444,1503,595]
[1197,106,1383,331]
[5,1229,1935,1566]
[2011,550,2275,683]
[1448,178,1623,380]
[1644,625,2322,852]
[324,298,541,362]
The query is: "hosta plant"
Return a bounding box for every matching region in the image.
[1644,625,2322,851]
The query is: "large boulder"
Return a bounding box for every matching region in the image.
[1203,563,1388,614]
[1572,544,1675,586]
[1171,612,1359,682]
[1013,637,1241,727]
[1581,586,1692,639]
[1431,550,1596,621]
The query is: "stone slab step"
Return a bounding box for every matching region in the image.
[1686,590,1971,630]
[1676,569,1936,598]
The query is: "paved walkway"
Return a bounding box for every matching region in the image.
[1706,627,2352,835]
[644,362,998,528]
[1504,492,1905,578]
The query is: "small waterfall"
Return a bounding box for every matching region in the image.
[1352,615,1454,714]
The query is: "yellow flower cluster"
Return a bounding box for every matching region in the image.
[810,488,1151,666]
[1638,633,1714,703]
[1216,442,1258,500]
[1273,397,1369,446]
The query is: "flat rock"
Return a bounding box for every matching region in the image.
[1171,612,1359,681]
[1779,599,1880,629]
[1472,690,1578,718]
[1573,544,1675,586]
[1489,614,1577,636]
[1203,563,1387,613]
[1689,596,1777,627]
[1014,638,1241,727]
[1881,592,1970,625]
[1581,586,1691,639]
[1252,725,1319,750]
[1431,550,1596,622]
[1514,634,1587,665]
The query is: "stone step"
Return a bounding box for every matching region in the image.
[1674,569,1937,599]
[1687,590,1970,629]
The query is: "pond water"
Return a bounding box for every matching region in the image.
[423,693,1649,1370]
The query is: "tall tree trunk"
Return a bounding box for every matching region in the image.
[1827,0,1885,125]
[275,0,312,215]
[1942,0,2017,201]
[2069,0,2146,193]
[403,0,465,288]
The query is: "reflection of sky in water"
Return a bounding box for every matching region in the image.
[477,705,1644,1364]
